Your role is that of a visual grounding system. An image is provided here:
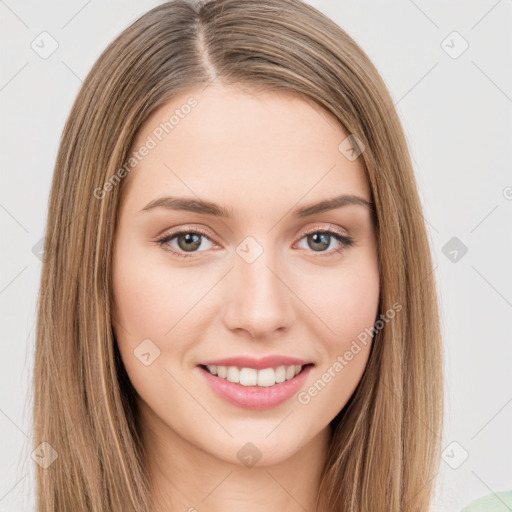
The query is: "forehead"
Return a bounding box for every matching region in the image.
[123,83,370,212]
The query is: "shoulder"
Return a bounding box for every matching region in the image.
[461,491,512,511]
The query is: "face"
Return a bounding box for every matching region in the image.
[112,83,380,467]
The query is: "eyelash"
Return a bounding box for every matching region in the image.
[156,225,354,260]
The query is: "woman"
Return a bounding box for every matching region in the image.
[33,0,443,510]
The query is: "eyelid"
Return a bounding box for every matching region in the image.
[300,223,349,239]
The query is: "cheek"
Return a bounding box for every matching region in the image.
[297,254,380,351]
[111,250,198,417]
[331,271,379,344]
[112,238,199,344]
[111,242,218,386]
[292,251,379,416]
[113,266,176,339]
[296,279,378,422]
[111,239,177,383]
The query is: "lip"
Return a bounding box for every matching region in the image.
[197,363,314,410]
[198,355,313,370]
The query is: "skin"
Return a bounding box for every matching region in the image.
[112,82,380,512]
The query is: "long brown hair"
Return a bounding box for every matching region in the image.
[33,0,443,510]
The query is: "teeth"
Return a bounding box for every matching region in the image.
[226,366,239,383]
[207,364,218,376]
[205,364,304,386]
[257,368,276,387]
[240,367,258,386]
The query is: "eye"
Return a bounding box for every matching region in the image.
[156,227,215,259]
[295,228,354,257]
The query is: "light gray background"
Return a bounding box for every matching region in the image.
[1,1,511,511]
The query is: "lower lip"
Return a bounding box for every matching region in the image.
[197,364,314,410]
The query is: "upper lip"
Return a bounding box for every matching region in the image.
[198,355,314,370]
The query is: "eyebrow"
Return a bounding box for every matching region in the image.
[140,194,373,218]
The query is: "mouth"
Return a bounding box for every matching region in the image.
[196,363,315,410]
[198,363,315,387]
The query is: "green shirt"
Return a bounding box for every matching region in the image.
[461,491,512,512]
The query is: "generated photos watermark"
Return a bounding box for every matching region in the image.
[93,96,198,199]
[297,301,402,405]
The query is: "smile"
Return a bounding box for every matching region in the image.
[197,363,314,409]
[203,364,308,387]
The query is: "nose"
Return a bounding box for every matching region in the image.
[222,248,295,339]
